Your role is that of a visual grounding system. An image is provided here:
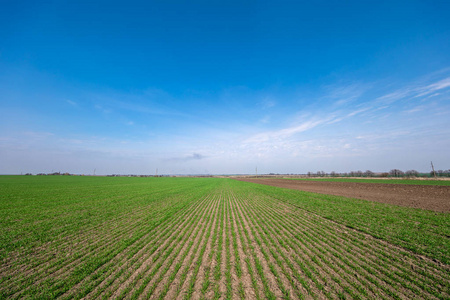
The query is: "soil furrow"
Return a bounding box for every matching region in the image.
[232,192,284,299]
[7,207,170,299]
[229,193,265,299]
[228,193,254,300]
[136,192,216,299]
[165,194,219,299]
[260,194,445,299]
[79,194,212,299]
[257,195,409,299]
[175,195,220,299]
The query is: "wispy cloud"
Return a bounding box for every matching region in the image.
[404,106,423,114]
[377,76,450,104]
[322,82,369,107]
[2,67,449,175]
[234,72,450,169]
[89,89,185,117]
[346,107,371,117]
[94,104,112,114]
[414,77,450,98]
[243,119,326,144]
[66,100,77,106]
[260,98,276,109]
[425,77,450,91]
[259,116,271,124]
[165,153,207,163]
[112,100,175,116]
[376,88,413,103]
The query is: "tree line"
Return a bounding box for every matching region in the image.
[307,169,450,178]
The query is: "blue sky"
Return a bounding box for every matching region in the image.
[1,1,450,175]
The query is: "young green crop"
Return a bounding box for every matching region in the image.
[1,176,448,299]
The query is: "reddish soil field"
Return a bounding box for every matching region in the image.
[236,178,450,213]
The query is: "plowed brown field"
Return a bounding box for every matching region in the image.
[235,178,450,212]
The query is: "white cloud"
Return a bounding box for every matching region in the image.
[2,69,450,175]
[376,88,412,103]
[243,119,325,144]
[413,77,450,98]
[323,82,368,105]
[259,116,271,124]
[404,106,423,114]
[66,100,77,106]
[377,77,450,103]
[260,98,276,109]
[165,153,207,163]
[424,77,450,91]
[94,105,112,114]
[346,107,371,117]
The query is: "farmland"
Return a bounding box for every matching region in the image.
[288,178,450,186]
[238,177,450,213]
[0,176,449,299]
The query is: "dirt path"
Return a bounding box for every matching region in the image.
[235,178,450,212]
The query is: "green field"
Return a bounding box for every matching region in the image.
[1,176,449,299]
[288,177,450,186]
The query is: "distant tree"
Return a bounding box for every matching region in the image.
[430,170,437,177]
[380,172,389,177]
[389,169,404,177]
[307,172,312,177]
[364,170,374,177]
[405,170,419,177]
[355,170,363,177]
[330,171,337,177]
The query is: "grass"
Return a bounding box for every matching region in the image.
[0,175,448,299]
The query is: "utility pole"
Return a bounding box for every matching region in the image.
[431,161,436,178]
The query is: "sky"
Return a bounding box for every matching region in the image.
[1,1,450,175]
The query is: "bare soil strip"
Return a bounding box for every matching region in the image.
[236,178,450,212]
